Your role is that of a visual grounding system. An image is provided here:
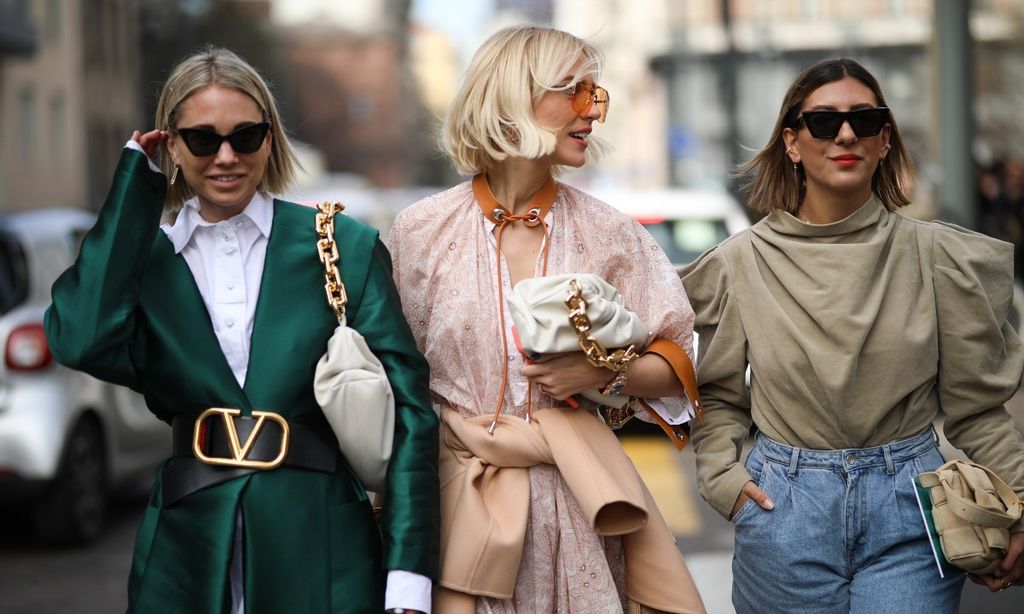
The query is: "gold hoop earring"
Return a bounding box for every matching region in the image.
[169,165,180,186]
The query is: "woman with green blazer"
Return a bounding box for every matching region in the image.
[44,47,439,614]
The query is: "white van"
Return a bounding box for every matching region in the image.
[590,188,750,270]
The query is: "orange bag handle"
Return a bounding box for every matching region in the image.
[640,338,704,451]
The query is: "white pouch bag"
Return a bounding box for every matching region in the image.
[314,317,395,493]
[312,202,395,492]
[506,273,648,408]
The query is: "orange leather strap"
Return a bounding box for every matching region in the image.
[637,399,690,451]
[642,338,704,451]
[472,174,557,432]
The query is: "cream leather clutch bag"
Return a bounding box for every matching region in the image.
[507,273,648,408]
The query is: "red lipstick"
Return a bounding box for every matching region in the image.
[830,154,861,168]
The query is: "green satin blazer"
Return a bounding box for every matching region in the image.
[44,150,439,613]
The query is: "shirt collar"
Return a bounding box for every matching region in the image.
[163,192,274,254]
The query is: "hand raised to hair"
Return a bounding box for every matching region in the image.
[130,129,168,162]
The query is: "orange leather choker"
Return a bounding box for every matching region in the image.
[473,174,556,226]
[472,173,558,432]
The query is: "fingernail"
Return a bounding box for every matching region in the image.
[764,497,775,510]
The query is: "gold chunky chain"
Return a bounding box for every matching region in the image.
[315,201,348,322]
[564,278,639,373]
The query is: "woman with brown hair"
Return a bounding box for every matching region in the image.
[682,57,1024,613]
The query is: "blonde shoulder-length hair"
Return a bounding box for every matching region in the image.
[154,46,300,210]
[443,25,605,176]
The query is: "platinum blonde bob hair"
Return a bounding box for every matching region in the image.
[154,46,300,210]
[443,25,604,176]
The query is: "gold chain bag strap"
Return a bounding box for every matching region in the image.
[312,202,395,492]
[566,279,702,446]
[564,277,641,414]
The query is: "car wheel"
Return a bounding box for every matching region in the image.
[32,418,106,546]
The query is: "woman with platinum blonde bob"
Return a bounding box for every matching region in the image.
[682,58,1024,613]
[389,25,705,613]
[45,47,439,613]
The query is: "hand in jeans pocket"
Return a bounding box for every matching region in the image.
[730,480,775,520]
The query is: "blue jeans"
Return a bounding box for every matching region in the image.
[731,428,965,614]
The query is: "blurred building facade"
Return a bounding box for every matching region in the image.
[0,0,141,211]
[0,0,37,203]
[555,0,675,191]
[269,0,448,187]
[551,0,1024,221]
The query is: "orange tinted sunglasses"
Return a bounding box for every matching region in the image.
[570,81,610,123]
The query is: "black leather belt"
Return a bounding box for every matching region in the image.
[163,410,339,507]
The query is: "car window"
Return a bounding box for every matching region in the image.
[0,229,29,314]
[643,219,730,265]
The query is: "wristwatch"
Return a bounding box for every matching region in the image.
[602,368,629,397]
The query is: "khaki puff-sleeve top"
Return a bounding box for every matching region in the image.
[681,195,1024,522]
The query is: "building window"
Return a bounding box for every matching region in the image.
[46,0,62,43]
[50,94,67,167]
[20,87,36,165]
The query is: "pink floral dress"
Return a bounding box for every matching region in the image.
[388,180,695,613]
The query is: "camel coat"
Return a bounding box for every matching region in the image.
[434,406,705,614]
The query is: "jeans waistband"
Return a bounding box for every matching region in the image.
[754,427,937,473]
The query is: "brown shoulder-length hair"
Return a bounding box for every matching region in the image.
[737,58,914,214]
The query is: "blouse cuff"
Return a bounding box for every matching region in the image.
[641,398,696,426]
[385,569,432,613]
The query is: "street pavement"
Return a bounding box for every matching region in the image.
[2,406,1024,613]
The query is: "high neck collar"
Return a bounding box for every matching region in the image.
[766,194,885,238]
[473,174,557,225]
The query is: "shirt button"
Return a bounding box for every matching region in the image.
[227,283,236,290]
[226,318,235,328]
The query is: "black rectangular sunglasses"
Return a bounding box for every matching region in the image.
[798,107,889,139]
[175,122,271,157]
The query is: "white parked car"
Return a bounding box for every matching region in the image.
[591,188,750,271]
[0,209,169,545]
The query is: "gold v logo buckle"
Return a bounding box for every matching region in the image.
[192,407,290,470]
